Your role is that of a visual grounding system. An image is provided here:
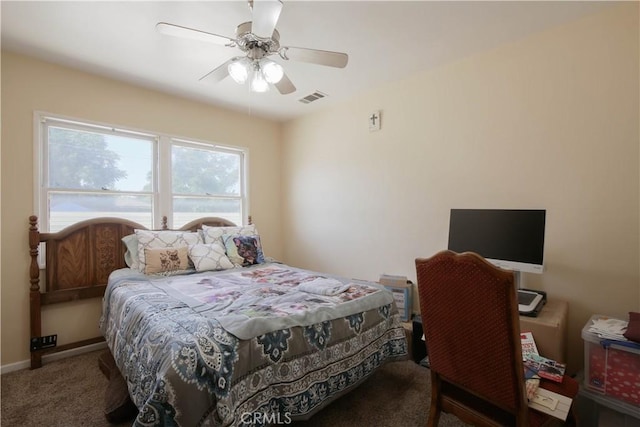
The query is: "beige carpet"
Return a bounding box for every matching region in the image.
[1,350,467,427]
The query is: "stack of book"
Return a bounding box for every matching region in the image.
[521,331,571,421]
[521,331,566,383]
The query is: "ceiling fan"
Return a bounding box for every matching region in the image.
[156,0,349,95]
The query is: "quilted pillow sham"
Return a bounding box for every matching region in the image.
[187,242,235,272]
[201,224,258,245]
[223,234,265,267]
[135,230,203,273]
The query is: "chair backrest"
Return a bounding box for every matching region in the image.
[416,250,528,418]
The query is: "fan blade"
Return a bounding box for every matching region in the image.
[250,0,283,38]
[199,58,235,83]
[274,72,296,95]
[280,46,348,68]
[156,22,235,46]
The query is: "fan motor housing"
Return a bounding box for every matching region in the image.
[235,21,280,55]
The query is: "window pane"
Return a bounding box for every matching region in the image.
[48,126,153,192]
[40,115,248,234]
[173,197,241,227]
[172,145,240,196]
[49,193,153,232]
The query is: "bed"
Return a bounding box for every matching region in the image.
[28,216,408,426]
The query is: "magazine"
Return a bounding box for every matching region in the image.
[524,353,566,383]
[520,331,539,361]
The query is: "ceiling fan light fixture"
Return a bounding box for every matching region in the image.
[261,59,283,84]
[228,58,249,84]
[250,66,269,92]
[158,0,349,96]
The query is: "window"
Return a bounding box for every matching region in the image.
[35,113,247,232]
[170,141,244,227]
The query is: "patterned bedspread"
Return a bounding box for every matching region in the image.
[100,263,408,427]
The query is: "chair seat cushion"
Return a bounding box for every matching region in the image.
[441,381,516,425]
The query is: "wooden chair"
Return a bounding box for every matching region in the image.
[415,250,578,427]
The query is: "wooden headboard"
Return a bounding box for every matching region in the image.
[28,215,239,368]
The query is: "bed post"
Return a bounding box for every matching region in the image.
[29,215,42,369]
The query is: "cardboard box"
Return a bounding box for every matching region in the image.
[380,274,411,322]
[582,314,640,406]
[519,299,568,364]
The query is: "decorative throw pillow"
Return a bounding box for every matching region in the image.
[144,246,190,275]
[135,230,202,273]
[223,234,265,267]
[623,312,640,343]
[121,234,139,270]
[201,224,258,245]
[187,242,235,272]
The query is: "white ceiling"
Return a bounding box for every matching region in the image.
[1,1,612,122]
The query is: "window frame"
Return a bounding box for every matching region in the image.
[33,111,250,232]
[168,138,247,228]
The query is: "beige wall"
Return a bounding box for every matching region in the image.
[282,4,639,373]
[2,4,638,373]
[0,52,283,366]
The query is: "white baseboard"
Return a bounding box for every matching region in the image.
[1,341,107,374]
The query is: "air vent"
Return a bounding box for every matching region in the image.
[299,91,327,104]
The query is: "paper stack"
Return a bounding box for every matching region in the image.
[587,316,628,341]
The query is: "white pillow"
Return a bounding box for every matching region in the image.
[201,224,258,245]
[122,234,139,270]
[135,230,203,273]
[187,242,235,272]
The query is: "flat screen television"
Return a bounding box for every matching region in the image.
[447,209,546,275]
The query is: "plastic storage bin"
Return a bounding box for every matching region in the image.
[582,314,640,406]
[578,385,640,427]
